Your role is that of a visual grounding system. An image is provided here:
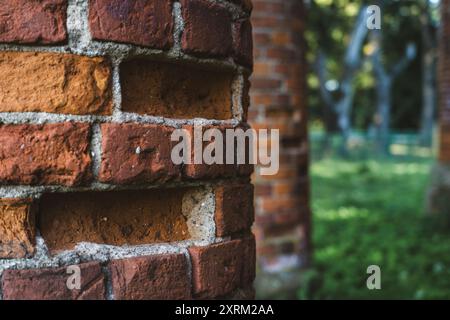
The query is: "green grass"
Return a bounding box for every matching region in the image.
[299,157,450,299]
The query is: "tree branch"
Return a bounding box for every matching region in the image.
[314,51,336,111]
[390,43,417,79]
[369,30,416,82]
[344,5,369,70]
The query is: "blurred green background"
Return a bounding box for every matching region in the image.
[296,0,450,299]
[298,132,450,299]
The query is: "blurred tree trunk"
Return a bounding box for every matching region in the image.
[374,78,392,155]
[419,1,438,147]
[370,29,416,155]
[314,6,369,155]
[315,52,337,156]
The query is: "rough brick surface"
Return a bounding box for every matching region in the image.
[1,262,105,300]
[182,125,238,180]
[240,235,256,285]
[100,124,250,184]
[0,0,67,44]
[120,59,233,119]
[89,0,174,49]
[0,52,112,115]
[181,0,232,57]
[233,19,253,67]
[0,199,36,259]
[189,238,255,298]
[109,254,191,300]
[0,123,92,186]
[215,184,254,237]
[0,0,256,301]
[39,190,189,253]
[99,123,180,184]
[242,75,251,121]
[182,125,254,180]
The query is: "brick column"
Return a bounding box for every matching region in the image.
[427,0,450,214]
[249,0,311,298]
[439,0,450,162]
[0,0,255,300]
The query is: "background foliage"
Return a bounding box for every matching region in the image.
[297,0,450,299]
[306,0,438,131]
[299,140,450,299]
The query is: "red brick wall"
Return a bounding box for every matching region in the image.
[249,0,311,297]
[0,0,255,300]
[439,0,450,162]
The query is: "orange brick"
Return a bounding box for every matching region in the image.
[273,182,298,195]
[253,62,271,76]
[39,189,190,253]
[271,32,291,45]
[0,52,112,115]
[0,198,36,259]
[261,197,299,213]
[120,59,233,119]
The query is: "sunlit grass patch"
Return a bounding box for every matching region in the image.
[300,156,450,299]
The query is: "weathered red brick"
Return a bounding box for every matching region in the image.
[109,254,191,300]
[0,123,92,186]
[39,190,190,253]
[236,123,255,177]
[89,0,174,49]
[189,238,255,298]
[99,123,180,184]
[181,0,232,58]
[0,52,112,115]
[0,199,36,259]
[0,0,67,44]
[182,125,253,180]
[182,125,237,180]
[233,19,253,67]
[1,262,105,300]
[215,184,254,237]
[242,75,251,122]
[183,163,237,180]
[120,59,233,119]
[100,123,252,184]
[240,235,256,285]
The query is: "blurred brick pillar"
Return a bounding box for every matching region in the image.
[439,0,450,162]
[427,0,450,215]
[249,0,311,298]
